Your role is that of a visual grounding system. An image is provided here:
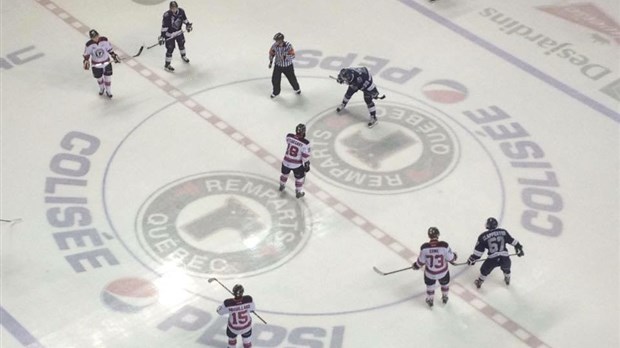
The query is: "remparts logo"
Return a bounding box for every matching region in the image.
[309,102,459,194]
[135,172,311,278]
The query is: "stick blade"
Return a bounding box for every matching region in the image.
[372,266,386,276]
[132,46,144,57]
[207,277,217,283]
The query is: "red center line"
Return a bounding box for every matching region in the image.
[34,1,549,347]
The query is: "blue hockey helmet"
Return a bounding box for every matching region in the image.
[486,217,498,230]
[338,68,353,83]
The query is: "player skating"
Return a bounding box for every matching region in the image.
[159,1,192,72]
[216,284,256,348]
[334,67,384,128]
[279,124,311,198]
[412,227,458,307]
[82,29,120,98]
[467,217,525,288]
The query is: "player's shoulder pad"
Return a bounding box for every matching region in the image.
[85,39,95,46]
[299,138,310,145]
[436,241,449,248]
[223,298,237,306]
[420,242,432,250]
[242,295,253,303]
[99,37,108,42]
[163,11,170,17]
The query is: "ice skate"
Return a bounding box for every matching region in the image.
[98,87,105,96]
[425,298,434,308]
[296,191,305,199]
[105,91,113,99]
[474,278,483,289]
[270,93,277,98]
[504,274,511,285]
[367,116,378,128]
[181,55,190,63]
[164,64,175,72]
[279,184,285,192]
[336,103,346,112]
[442,295,449,304]
[295,89,301,95]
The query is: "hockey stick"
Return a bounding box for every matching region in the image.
[451,253,518,266]
[132,46,144,57]
[147,30,185,50]
[329,75,386,99]
[207,278,267,324]
[372,265,412,276]
[0,218,23,226]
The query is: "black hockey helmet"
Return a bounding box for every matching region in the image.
[232,284,244,298]
[89,29,99,39]
[486,217,498,230]
[338,68,353,83]
[295,123,306,137]
[273,32,284,41]
[428,227,440,239]
[169,1,178,8]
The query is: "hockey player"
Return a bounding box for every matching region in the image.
[82,29,120,98]
[412,227,458,307]
[268,32,301,98]
[279,124,311,198]
[216,284,255,348]
[159,1,193,72]
[335,67,382,128]
[467,217,525,288]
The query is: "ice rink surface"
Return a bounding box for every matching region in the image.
[1,0,619,347]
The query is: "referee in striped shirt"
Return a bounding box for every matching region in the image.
[269,32,301,98]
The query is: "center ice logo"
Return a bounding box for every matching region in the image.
[308,102,459,194]
[135,172,311,278]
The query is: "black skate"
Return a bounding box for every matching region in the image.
[164,64,175,72]
[367,116,378,128]
[105,91,113,99]
[181,55,190,63]
[504,274,511,285]
[442,295,449,304]
[279,184,285,192]
[474,278,483,289]
[336,103,346,112]
[295,89,301,95]
[296,191,305,199]
[98,88,105,96]
[425,298,434,308]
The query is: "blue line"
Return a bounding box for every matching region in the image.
[0,306,45,348]
[398,0,620,123]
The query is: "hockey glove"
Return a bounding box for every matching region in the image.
[515,244,524,257]
[83,59,90,70]
[110,52,120,64]
[467,256,477,266]
[449,252,458,265]
[158,36,165,45]
[268,61,272,69]
[304,161,310,172]
[412,262,420,270]
[186,22,193,32]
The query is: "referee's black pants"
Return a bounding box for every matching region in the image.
[272,65,300,96]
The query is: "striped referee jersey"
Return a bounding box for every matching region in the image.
[269,41,295,67]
